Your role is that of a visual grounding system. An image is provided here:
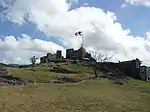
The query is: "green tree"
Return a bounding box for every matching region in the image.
[30,56,38,66]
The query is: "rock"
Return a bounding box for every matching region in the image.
[0,64,33,86]
[0,64,9,76]
[113,81,124,85]
[0,75,32,86]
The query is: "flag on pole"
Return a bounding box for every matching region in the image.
[75,31,83,36]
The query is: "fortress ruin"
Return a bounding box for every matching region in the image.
[40,46,95,63]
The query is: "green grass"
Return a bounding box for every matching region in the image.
[0,80,150,112]
[8,63,93,82]
[1,63,150,112]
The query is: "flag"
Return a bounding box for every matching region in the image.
[75,31,83,36]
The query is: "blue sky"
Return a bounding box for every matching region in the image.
[79,0,150,36]
[0,0,150,39]
[1,0,150,65]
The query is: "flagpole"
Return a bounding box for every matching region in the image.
[81,34,84,47]
[75,31,85,61]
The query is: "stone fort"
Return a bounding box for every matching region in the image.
[66,46,95,61]
[39,46,150,81]
[40,46,95,63]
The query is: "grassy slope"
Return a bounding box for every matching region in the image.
[0,63,150,112]
[8,63,94,82]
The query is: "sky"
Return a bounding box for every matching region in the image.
[0,0,150,65]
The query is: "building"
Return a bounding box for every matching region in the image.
[56,50,62,59]
[40,51,60,63]
[140,66,150,81]
[98,58,142,79]
[98,58,149,81]
[66,46,86,60]
[66,46,95,61]
[146,67,150,81]
[66,49,74,59]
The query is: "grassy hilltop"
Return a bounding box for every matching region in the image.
[9,63,94,82]
[0,62,150,112]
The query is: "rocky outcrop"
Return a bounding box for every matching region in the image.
[0,75,32,86]
[0,64,9,76]
[0,64,33,86]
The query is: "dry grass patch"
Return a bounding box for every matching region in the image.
[0,80,149,112]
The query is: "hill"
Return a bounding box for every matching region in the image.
[0,62,149,112]
[8,63,94,83]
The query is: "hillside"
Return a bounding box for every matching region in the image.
[0,62,149,112]
[8,63,94,83]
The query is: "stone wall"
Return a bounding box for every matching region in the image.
[56,50,62,59]
[146,67,150,81]
[140,66,147,81]
[66,49,74,59]
[40,46,95,63]
[66,46,94,61]
[40,51,62,63]
[40,53,55,63]
[98,58,141,79]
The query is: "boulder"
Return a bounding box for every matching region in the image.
[0,64,33,86]
[0,64,9,76]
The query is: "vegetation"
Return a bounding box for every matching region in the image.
[0,79,150,112]
[30,56,38,66]
[8,63,93,82]
[1,62,149,112]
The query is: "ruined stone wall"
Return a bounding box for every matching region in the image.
[56,50,62,59]
[40,52,58,63]
[98,59,141,78]
[66,47,87,61]
[66,49,74,59]
[77,46,86,60]
[140,66,147,81]
[47,53,53,62]
[146,67,150,81]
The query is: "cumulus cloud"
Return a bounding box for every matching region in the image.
[122,0,150,7]
[1,0,150,65]
[0,34,64,64]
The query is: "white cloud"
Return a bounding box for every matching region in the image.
[122,0,150,7]
[0,34,65,64]
[1,0,150,65]
[82,3,89,7]
[121,4,128,8]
